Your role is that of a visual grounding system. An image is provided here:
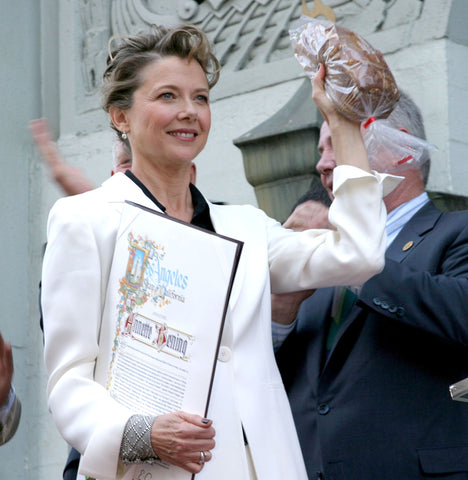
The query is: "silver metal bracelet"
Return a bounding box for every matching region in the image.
[120,414,159,464]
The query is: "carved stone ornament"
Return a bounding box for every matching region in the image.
[80,0,111,96]
[110,0,304,74]
[177,1,200,21]
[78,0,425,102]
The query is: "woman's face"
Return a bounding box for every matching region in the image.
[122,55,211,170]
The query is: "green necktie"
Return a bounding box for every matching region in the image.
[326,287,357,351]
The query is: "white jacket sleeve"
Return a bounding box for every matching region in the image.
[42,196,130,480]
[268,165,401,293]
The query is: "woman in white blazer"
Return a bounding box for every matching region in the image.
[42,24,397,480]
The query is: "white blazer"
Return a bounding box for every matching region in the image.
[42,167,395,480]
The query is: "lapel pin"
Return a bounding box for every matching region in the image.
[402,240,414,251]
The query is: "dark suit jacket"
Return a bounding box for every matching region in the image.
[277,201,468,480]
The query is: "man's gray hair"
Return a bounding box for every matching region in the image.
[386,90,430,185]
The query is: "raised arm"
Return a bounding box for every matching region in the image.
[312,64,370,173]
[30,118,95,196]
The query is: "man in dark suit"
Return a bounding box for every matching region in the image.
[275,91,468,479]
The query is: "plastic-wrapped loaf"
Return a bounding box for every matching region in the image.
[290,16,400,122]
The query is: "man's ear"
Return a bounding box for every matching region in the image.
[109,106,130,134]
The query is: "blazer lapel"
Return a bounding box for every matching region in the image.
[324,201,442,370]
[305,287,337,373]
[386,201,442,262]
[321,296,364,374]
[207,203,246,314]
[100,172,161,212]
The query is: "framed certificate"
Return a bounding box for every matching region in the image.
[100,201,243,479]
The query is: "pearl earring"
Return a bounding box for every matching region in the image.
[122,132,128,140]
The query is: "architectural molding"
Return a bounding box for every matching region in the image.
[78,0,111,113]
[74,0,445,107]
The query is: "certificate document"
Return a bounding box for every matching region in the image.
[100,201,243,480]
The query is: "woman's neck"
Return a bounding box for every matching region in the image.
[131,162,194,222]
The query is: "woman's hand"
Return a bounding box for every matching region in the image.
[312,64,371,172]
[312,63,359,131]
[312,63,336,127]
[150,411,216,474]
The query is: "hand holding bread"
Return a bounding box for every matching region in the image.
[290,17,400,122]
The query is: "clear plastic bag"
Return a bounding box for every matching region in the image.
[290,16,436,173]
[363,118,437,173]
[289,16,400,122]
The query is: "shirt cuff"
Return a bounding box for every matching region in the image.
[332,165,403,198]
[272,320,297,352]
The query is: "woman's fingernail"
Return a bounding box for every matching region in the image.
[202,418,211,424]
